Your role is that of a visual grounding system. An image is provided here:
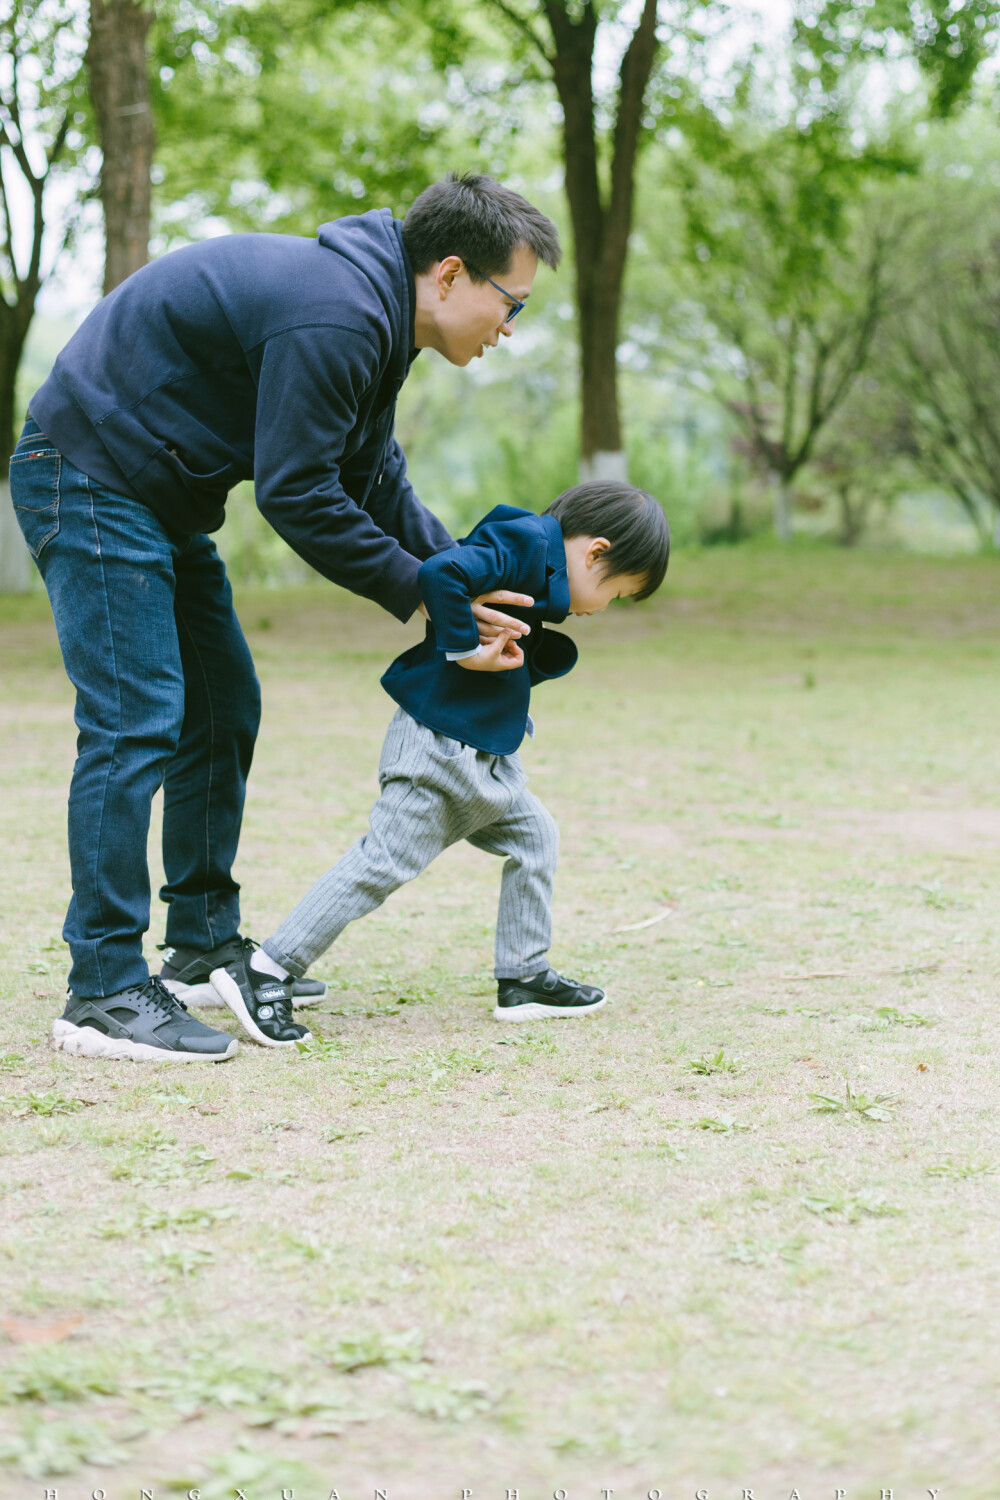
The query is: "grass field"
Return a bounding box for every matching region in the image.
[2,545,1000,1498]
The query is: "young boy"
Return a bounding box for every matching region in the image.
[210,481,670,1047]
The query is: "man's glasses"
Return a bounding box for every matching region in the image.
[466,265,525,322]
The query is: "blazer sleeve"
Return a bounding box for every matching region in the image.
[253,326,431,622]
[418,518,549,653]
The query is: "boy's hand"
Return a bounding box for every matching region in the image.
[472,590,533,643]
[456,629,524,672]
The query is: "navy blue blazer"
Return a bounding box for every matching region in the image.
[382,505,578,755]
[30,211,452,622]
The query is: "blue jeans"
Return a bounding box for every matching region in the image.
[9,418,261,997]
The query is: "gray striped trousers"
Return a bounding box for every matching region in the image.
[265,708,559,981]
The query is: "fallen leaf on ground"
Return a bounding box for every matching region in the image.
[613,904,678,934]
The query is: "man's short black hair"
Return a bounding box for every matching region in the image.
[544,481,670,603]
[402,172,561,281]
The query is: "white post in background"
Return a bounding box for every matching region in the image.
[0,480,32,592]
[579,450,628,484]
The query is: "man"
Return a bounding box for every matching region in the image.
[10,172,561,1062]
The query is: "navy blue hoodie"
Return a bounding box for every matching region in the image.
[30,210,453,621]
[382,505,578,755]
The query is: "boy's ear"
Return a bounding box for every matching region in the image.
[586,536,612,568]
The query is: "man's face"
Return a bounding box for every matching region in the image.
[430,245,538,366]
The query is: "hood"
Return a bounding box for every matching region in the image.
[317,209,415,381]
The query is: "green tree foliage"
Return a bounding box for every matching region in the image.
[797,0,1000,120]
[149,0,713,485]
[8,0,1000,574]
[147,0,481,239]
[870,131,1000,541]
[669,86,912,537]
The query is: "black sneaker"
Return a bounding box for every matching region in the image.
[494,969,607,1021]
[51,978,238,1062]
[209,938,312,1049]
[158,940,326,1009]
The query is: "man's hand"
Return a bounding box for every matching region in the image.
[456,629,524,672]
[471,589,533,644]
[416,589,533,643]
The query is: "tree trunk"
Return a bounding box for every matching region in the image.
[577,280,625,478]
[0,304,31,465]
[836,482,862,546]
[773,474,794,541]
[88,0,155,295]
[0,306,33,591]
[725,447,744,540]
[542,0,658,483]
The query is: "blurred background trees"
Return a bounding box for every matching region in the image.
[869,136,1000,547]
[5,0,1000,590]
[669,111,910,539]
[1,0,90,587]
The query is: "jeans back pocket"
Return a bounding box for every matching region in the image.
[9,434,61,559]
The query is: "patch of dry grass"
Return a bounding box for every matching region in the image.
[2,546,1000,1496]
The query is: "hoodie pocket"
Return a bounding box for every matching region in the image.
[161,447,239,501]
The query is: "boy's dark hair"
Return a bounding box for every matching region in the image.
[402,172,561,281]
[545,481,669,603]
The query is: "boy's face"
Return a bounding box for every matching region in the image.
[563,534,646,616]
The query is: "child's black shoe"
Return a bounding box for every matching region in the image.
[210,939,312,1048]
[159,939,325,1009]
[493,969,606,1021]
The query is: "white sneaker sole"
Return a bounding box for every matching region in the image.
[162,976,324,1009]
[492,996,608,1022]
[210,967,312,1049]
[161,977,224,1008]
[51,1018,238,1063]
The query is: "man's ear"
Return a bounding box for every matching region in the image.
[436,255,464,297]
[585,536,612,569]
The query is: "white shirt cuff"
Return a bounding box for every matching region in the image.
[446,644,483,661]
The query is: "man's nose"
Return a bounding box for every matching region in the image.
[500,320,514,338]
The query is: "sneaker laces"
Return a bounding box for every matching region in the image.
[137,976,189,1016]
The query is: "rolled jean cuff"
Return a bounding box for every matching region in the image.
[262,940,308,980]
